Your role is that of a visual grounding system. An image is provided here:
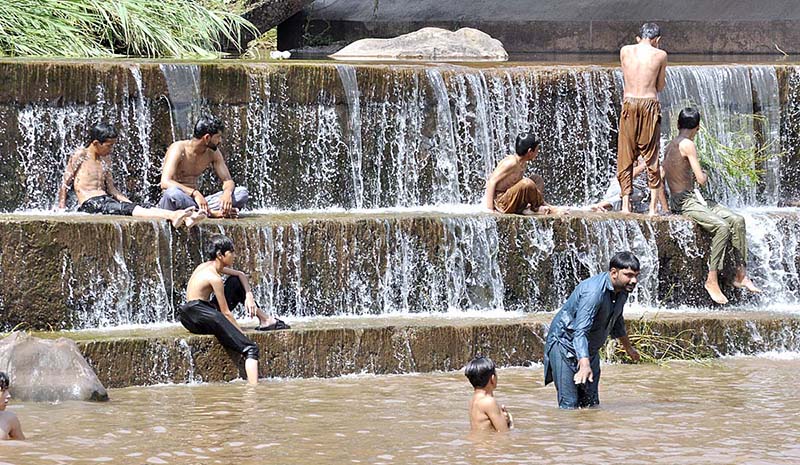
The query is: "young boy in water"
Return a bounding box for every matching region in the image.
[465,356,512,432]
[0,372,25,440]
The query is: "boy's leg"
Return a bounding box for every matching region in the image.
[132,206,194,228]
[680,199,732,303]
[207,311,260,384]
[158,186,197,211]
[206,186,250,212]
[711,203,761,293]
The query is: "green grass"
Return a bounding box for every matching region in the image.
[0,0,258,58]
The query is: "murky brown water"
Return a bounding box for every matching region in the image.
[2,357,799,465]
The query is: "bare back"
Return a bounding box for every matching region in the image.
[65,149,112,204]
[663,136,695,194]
[162,140,218,189]
[469,393,497,432]
[620,43,667,99]
[492,155,527,194]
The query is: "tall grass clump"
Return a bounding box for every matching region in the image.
[0,0,258,58]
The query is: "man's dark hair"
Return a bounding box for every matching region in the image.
[639,23,661,39]
[193,116,225,139]
[609,252,640,272]
[515,133,540,156]
[465,356,496,388]
[0,372,8,390]
[206,234,235,261]
[86,122,118,147]
[678,107,701,130]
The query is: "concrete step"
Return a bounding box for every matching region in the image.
[18,312,800,387]
[2,210,798,330]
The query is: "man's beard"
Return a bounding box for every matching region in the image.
[625,283,637,292]
[206,142,218,150]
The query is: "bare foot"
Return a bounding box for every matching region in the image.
[704,282,729,305]
[170,207,196,228]
[733,277,762,293]
[522,207,537,215]
[185,210,207,229]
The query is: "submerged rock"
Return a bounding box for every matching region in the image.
[0,332,108,402]
[330,27,508,61]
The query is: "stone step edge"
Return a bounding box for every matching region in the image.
[70,315,800,388]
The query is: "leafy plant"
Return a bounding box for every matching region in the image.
[601,312,716,365]
[0,0,258,58]
[696,114,785,193]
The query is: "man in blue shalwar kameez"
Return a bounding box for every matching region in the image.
[544,252,642,409]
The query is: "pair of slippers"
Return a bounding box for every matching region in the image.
[255,318,291,331]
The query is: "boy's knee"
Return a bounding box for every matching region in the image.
[233,186,249,208]
[244,343,259,360]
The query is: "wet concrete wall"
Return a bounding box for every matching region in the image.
[0,60,795,212]
[3,211,799,331]
[292,0,800,54]
[74,315,800,387]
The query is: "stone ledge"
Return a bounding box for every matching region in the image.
[1,210,797,330]
[19,312,800,387]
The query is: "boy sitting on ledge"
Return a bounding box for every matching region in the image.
[180,234,290,384]
[58,122,206,229]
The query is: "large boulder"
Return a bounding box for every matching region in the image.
[330,27,508,61]
[0,332,108,402]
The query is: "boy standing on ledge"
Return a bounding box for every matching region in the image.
[618,22,669,215]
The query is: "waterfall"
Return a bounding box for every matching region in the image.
[159,64,201,141]
[335,65,365,208]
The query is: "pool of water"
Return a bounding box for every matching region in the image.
[3,357,799,464]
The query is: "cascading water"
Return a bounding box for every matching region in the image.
[1,61,799,329]
[159,64,202,141]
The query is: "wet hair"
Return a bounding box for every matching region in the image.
[465,356,496,388]
[0,372,8,390]
[515,133,540,156]
[206,234,235,261]
[609,252,640,272]
[86,122,118,146]
[678,107,701,130]
[193,116,225,139]
[639,23,661,39]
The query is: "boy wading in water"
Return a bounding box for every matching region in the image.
[58,123,205,228]
[662,107,761,304]
[618,22,669,215]
[465,356,512,432]
[0,372,25,440]
[180,234,290,385]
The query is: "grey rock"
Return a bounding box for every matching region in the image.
[0,332,108,402]
[331,27,508,61]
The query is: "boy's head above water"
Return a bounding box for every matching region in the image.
[465,356,496,389]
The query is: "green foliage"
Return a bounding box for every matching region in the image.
[0,0,258,58]
[601,313,717,365]
[696,114,785,192]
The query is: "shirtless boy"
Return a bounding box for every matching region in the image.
[180,234,289,385]
[0,372,25,440]
[483,133,567,215]
[159,117,248,218]
[663,107,761,304]
[465,356,512,432]
[618,22,669,215]
[58,123,204,228]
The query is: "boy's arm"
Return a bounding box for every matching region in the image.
[210,276,245,333]
[480,397,510,432]
[681,140,707,186]
[222,267,259,317]
[483,159,513,211]
[656,52,667,93]
[9,413,25,440]
[104,166,131,203]
[58,151,82,209]
[211,151,236,215]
